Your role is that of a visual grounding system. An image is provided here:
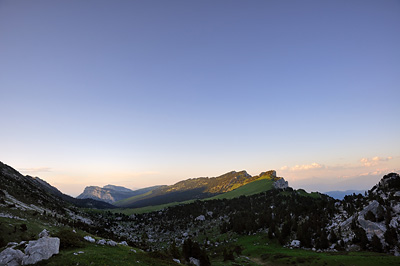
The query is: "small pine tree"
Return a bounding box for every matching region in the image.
[330,229,338,243]
[384,226,398,247]
[364,210,376,222]
[371,234,383,253]
[169,241,180,259]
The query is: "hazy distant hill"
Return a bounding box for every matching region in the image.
[77,184,163,203]
[114,170,282,208]
[324,190,366,200]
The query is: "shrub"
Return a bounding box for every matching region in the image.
[364,210,376,222]
[56,229,85,249]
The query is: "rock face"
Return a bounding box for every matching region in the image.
[273,178,288,189]
[22,236,60,265]
[77,185,160,204]
[0,248,24,266]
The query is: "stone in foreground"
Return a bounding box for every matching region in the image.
[0,248,24,266]
[22,237,60,265]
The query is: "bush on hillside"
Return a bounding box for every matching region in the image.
[56,229,85,249]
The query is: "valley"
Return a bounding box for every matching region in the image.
[1,161,400,265]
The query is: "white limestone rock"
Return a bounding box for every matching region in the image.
[189,257,200,266]
[0,248,24,266]
[22,237,60,265]
[195,215,205,221]
[38,229,49,238]
[273,178,288,189]
[107,240,117,246]
[290,240,300,248]
[84,236,95,243]
[119,241,128,246]
[97,239,106,245]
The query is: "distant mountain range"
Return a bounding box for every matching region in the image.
[1,158,400,263]
[77,170,284,208]
[324,190,366,200]
[77,184,163,204]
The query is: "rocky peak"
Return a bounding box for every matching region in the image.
[259,170,277,179]
[371,172,400,193]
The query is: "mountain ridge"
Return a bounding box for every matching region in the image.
[1,159,400,265]
[77,185,164,204]
[0,161,114,209]
[114,170,283,208]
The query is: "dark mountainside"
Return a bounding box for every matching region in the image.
[1,160,399,266]
[0,161,115,209]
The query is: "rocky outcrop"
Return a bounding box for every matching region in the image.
[273,178,288,189]
[0,248,24,266]
[84,236,95,243]
[0,230,60,266]
[290,240,300,248]
[22,231,60,265]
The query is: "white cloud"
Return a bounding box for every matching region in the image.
[18,167,52,174]
[360,156,392,167]
[291,163,324,171]
[280,163,325,172]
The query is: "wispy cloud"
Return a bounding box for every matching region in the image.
[18,167,52,174]
[360,156,392,167]
[280,163,325,172]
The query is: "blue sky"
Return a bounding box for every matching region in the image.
[1,0,399,196]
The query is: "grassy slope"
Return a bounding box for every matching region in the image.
[114,177,275,215]
[0,216,54,246]
[207,178,274,200]
[211,233,400,266]
[114,190,153,207]
[36,243,178,266]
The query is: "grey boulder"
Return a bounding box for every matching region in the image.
[0,248,24,266]
[22,237,60,265]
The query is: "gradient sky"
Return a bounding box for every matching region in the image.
[1,0,399,196]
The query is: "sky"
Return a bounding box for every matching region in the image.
[0,0,399,197]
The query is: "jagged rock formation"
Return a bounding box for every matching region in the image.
[328,173,400,255]
[273,178,288,189]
